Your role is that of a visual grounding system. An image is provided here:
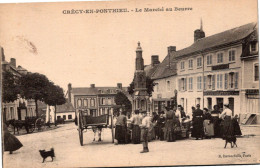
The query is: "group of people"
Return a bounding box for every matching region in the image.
[191,104,242,140]
[114,103,242,153]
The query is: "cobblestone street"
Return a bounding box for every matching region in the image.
[3,123,260,168]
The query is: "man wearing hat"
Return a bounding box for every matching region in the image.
[191,104,204,140]
[139,111,150,153]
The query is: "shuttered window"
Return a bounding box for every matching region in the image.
[188,77,193,91]
[235,72,239,89]
[184,78,187,91]
[225,73,228,89]
[203,76,207,90]
[212,75,215,90]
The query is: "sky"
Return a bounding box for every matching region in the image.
[0,0,258,92]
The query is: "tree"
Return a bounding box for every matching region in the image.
[19,73,50,117]
[114,92,132,112]
[44,83,66,126]
[2,71,20,122]
[127,76,155,96]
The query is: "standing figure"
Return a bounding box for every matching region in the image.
[191,104,204,140]
[148,112,157,141]
[152,112,159,140]
[131,110,142,144]
[165,107,176,142]
[140,111,150,153]
[211,105,221,138]
[157,111,166,141]
[175,105,182,123]
[203,108,214,139]
[3,123,23,154]
[233,114,242,136]
[115,111,127,144]
[220,104,234,140]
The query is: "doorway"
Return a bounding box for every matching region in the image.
[216,98,223,112]
[228,98,234,116]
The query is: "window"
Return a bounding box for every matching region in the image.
[167,81,171,91]
[188,59,193,69]
[188,77,193,90]
[229,72,234,88]
[68,115,72,119]
[83,99,88,107]
[77,99,82,107]
[229,50,235,62]
[197,76,202,90]
[217,53,223,63]
[217,74,223,89]
[63,115,66,120]
[181,61,185,70]
[207,98,212,110]
[207,55,212,65]
[101,98,105,105]
[203,76,207,90]
[156,84,159,92]
[251,42,257,52]
[107,98,112,105]
[57,116,61,119]
[90,99,95,107]
[254,63,259,81]
[197,57,202,67]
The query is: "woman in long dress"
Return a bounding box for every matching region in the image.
[4,123,23,154]
[220,104,234,140]
[157,111,165,141]
[131,110,142,144]
[211,105,221,138]
[203,108,214,139]
[115,111,127,144]
[165,107,176,142]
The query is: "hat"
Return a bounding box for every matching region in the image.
[177,105,182,108]
[224,104,229,107]
[159,111,165,114]
[196,104,200,107]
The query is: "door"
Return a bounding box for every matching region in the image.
[228,98,234,116]
[217,98,223,112]
[207,98,212,110]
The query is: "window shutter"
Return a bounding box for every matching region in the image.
[235,72,239,89]
[178,79,181,91]
[225,73,228,89]
[203,76,207,90]
[184,78,187,91]
[212,75,215,90]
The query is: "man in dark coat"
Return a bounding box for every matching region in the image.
[191,104,204,140]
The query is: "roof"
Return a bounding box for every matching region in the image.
[56,101,75,113]
[144,64,159,78]
[71,86,128,95]
[152,22,257,80]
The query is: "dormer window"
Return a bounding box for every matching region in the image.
[250,41,258,53]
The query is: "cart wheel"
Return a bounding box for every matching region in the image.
[78,112,83,146]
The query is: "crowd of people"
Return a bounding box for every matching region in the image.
[113,103,242,153]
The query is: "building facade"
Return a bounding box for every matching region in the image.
[68,83,130,116]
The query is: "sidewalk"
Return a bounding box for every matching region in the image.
[239,124,260,137]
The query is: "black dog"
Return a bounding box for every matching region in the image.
[224,136,237,148]
[39,148,55,163]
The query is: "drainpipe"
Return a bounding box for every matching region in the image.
[200,51,205,108]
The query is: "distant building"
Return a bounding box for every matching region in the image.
[1,46,36,122]
[67,83,131,116]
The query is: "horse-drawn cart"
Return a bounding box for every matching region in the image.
[76,109,115,146]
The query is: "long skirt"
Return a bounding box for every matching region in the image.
[165,119,176,142]
[203,120,214,137]
[191,117,204,138]
[4,132,23,152]
[157,124,165,140]
[132,125,141,144]
[115,125,126,144]
[222,116,234,139]
[212,117,220,137]
[233,119,242,136]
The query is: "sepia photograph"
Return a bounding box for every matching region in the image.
[0,0,259,167]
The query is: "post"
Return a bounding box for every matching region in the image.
[111,108,114,143]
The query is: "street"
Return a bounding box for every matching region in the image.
[3,123,260,167]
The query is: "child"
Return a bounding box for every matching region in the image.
[140,111,150,153]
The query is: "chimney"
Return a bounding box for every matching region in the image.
[90,84,95,88]
[10,58,16,68]
[68,83,72,103]
[1,47,5,61]
[167,46,176,69]
[117,83,122,89]
[151,55,160,66]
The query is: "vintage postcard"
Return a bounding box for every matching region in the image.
[0,0,259,167]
